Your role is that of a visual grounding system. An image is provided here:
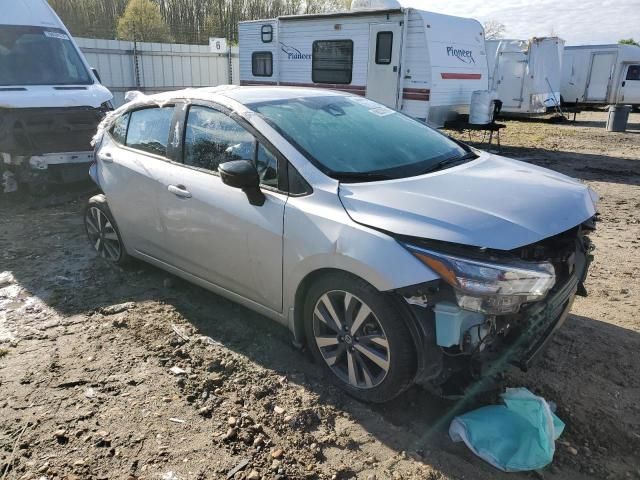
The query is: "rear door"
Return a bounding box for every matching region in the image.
[585,52,616,101]
[620,64,640,104]
[366,23,402,108]
[154,103,286,312]
[98,105,176,258]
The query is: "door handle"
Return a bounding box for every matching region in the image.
[168,184,192,198]
[98,152,113,163]
[622,81,626,87]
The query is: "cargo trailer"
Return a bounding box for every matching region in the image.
[561,44,640,106]
[486,37,565,115]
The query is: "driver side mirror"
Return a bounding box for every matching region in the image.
[219,160,265,206]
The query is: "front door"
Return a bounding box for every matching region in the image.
[620,64,640,104]
[366,23,402,108]
[496,51,526,109]
[586,52,616,101]
[155,104,286,312]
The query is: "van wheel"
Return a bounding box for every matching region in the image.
[304,272,416,403]
[84,194,128,265]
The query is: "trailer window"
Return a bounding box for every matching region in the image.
[261,25,273,43]
[252,52,273,77]
[626,65,640,81]
[375,32,393,65]
[312,40,353,84]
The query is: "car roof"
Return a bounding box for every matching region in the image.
[131,85,349,108]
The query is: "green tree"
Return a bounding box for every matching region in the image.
[116,0,172,42]
[619,38,639,46]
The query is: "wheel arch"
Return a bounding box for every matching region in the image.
[291,268,429,383]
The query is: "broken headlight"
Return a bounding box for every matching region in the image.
[404,245,556,314]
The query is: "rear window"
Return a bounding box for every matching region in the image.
[110,113,129,144]
[0,25,92,86]
[125,107,175,157]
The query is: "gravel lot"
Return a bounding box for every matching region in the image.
[1,109,639,480]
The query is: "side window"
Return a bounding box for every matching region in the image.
[375,32,393,65]
[256,143,278,187]
[183,106,255,172]
[312,40,353,84]
[626,65,640,81]
[252,52,273,77]
[110,112,129,144]
[125,107,174,157]
[288,162,312,195]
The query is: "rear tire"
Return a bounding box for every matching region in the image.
[84,194,129,265]
[304,272,416,403]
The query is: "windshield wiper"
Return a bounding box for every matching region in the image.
[332,171,395,182]
[421,151,478,174]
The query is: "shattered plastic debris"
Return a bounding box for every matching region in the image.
[449,387,565,472]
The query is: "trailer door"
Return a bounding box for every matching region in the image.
[585,52,615,101]
[620,64,640,104]
[496,51,526,109]
[366,23,402,108]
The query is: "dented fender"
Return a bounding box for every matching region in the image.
[282,185,439,334]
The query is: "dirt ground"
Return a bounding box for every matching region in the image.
[1,109,639,480]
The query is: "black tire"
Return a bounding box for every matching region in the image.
[84,194,129,265]
[304,272,416,403]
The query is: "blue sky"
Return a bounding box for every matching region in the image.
[404,0,640,45]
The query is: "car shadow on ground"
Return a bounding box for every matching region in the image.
[2,196,638,479]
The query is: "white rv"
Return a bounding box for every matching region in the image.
[561,44,640,106]
[486,37,565,115]
[238,0,488,127]
[0,0,113,193]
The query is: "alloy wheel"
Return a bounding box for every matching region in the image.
[313,290,390,389]
[85,206,121,262]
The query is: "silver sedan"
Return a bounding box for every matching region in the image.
[87,86,597,402]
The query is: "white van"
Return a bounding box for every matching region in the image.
[486,37,565,115]
[0,0,113,193]
[238,0,488,127]
[561,44,640,106]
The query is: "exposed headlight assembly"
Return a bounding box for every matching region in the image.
[405,245,556,315]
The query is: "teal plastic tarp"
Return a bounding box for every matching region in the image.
[449,388,565,472]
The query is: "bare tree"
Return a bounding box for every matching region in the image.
[483,20,506,40]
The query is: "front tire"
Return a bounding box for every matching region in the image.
[84,194,129,265]
[304,272,416,403]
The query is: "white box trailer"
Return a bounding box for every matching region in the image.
[238,0,488,127]
[561,44,640,106]
[486,37,564,115]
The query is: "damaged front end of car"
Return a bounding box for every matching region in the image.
[395,218,596,396]
[0,104,111,194]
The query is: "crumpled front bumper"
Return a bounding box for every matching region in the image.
[479,246,593,375]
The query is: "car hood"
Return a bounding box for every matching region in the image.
[0,84,112,109]
[338,153,597,250]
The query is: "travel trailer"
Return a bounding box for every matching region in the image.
[486,37,565,115]
[0,0,113,193]
[561,44,640,106]
[238,0,488,127]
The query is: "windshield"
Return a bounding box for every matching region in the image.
[247,95,468,181]
[0,25,92,86]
